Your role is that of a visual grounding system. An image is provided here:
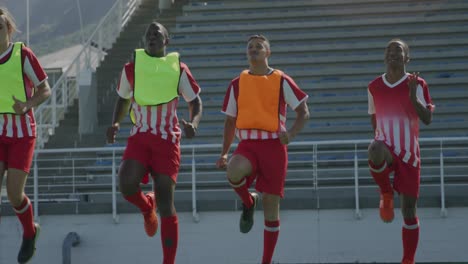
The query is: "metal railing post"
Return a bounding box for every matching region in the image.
[63,75,68,107]
[440,141,447,217]
[52,86,57,128]
[313,144,319,209]
[118,0,124,32]
[72,159,78,214]
[354,144,361,219]
[37,111,43,149]
[192,147,199,222]
[112,150,119,223]
[33,153,39,222]
[85,41,90,70]
[98,29,104,61]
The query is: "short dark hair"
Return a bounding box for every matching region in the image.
[387,38,409,56]
[147,21,170,40]
[247,34,270,49]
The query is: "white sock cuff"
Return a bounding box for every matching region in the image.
[264,225,280,232]
[370,161,388,173]
[229,178,246,188]
[13,197,31,214]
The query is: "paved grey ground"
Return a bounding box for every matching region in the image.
[0,207,467,264]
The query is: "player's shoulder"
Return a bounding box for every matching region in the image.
[124,61,135,70]
[179,62,195,76]
[231,75,241,84]
[275,69,288,77]
[20,43,36,58]
[20,44,32,53]
[416,75,428,86]
[226,76,240,91]
[273,69,299,88]
[368,74,384,88]
[180,61,188,69]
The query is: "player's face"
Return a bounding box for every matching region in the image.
[0,15,9,42]
[144,23,167,56]
[246,38,270,63]
[384,41,408,68]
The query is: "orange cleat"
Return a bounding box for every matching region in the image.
[402,259,414,264]
[143,192,158,237]
[379,192,394,223]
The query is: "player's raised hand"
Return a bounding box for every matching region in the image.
[106,123,120,144]
[181,119,197,139]
[216,154,228,170]
[408,72,419,100]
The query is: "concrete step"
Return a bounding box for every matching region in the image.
[183,0,463,12]
[179,0,467,23]
[171,25,468,46]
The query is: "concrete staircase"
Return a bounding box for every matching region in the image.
[43,0,183,149]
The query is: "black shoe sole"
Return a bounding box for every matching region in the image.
[18,223,40,264]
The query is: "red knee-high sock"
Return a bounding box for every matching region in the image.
[229,178,253,208]
[262,220,280,264]
[368,160,393,194]
[161,215,179,264]
[14,196,35,239]
[124,190,152,212]
[402,217,419,262]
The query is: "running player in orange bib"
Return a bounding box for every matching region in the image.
[216,35,309,264]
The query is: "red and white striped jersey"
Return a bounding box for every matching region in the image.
[368,73,434,167]
[0,43,48,138]
[222,70,308,140]
[117,62,201,143]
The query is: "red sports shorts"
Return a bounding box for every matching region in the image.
[0,136,36,173]
[122,132,180,183]
[387,144,421,198]
[233,138,288,197]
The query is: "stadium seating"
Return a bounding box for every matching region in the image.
[23,0,468,214]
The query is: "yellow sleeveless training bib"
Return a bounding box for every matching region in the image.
[131,51,181,123]
[0,42,27,114]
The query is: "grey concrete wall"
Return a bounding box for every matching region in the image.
[1,208,467,264]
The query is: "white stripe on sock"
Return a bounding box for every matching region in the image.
[265,226,280,232]
[403,222,420,230]
[229,178,246,188]
[369,161,387,173]
[13,198,30,214]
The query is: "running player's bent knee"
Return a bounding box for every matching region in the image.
[226,168,245,183]
[401,207,417,219]
[119,182,139,196]
[368,141,387,164]
[157,200,175,217]
[7,193,24,208]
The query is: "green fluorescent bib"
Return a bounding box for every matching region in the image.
[0,42,27,114]
[133,51,180,106]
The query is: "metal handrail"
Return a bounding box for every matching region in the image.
[33,0,142,149]
[30,137,468,223]
[32,136,468,154]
